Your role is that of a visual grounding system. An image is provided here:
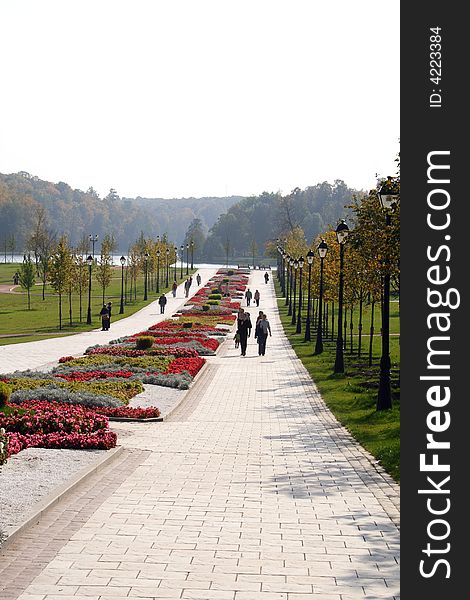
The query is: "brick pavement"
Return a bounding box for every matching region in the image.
[0,269,400,599]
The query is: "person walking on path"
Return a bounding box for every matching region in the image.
[237,310,252,356]
[196,273,201,286]
[245,288,253,306]
[106,302,112,328]
[264,272,269,284]
[254,289,260,307]
[158,294,167,314]
[184,279,190,297]
[255,312,272,356]
[172,281,178,297]
[13,272,19,285]
[100,303,110,331]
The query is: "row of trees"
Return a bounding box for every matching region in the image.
[16,209,180,329]
[272,174,400,369]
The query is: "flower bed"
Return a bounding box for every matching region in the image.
[0,400,117,457]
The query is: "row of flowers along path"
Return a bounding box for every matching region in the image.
[0,269,248,465]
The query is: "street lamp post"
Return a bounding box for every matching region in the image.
[304,250,314,341]
[180,245,184,279]
[119,255,126,314]
[288,257,294,315]
[186,244,189,275]
[89,234,98,260]
[190,240,194,269]
[376,177,399,410]
[166,248,170,287]
[334,221,349,373]
[86,254,93,324]
[173,246,177,281]
[156,250,160,294]
[143,252,149,301]
[291,259,298,326]
[284,252,290,306]
[315,239,328,354]
[296,256,304,334]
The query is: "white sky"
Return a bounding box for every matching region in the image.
[0,0,399,200]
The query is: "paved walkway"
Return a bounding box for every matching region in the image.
[0,269,400,599]
[0,269,217,374]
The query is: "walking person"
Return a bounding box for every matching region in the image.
[237,310,252,357]
[158,293,167,313]
[184,279,190,298]
[196,273,201,286]
[172,281,178,297]
[264,272,269,284]
[254,289,260,307]
[100,303,110,331]
[255,313,272,356]
[245,288,252,306]
[106,302,112,328]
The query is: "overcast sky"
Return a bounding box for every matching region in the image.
[0,0,399,200]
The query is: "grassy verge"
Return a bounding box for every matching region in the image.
[275,279,400,482]
[0,264,196,345]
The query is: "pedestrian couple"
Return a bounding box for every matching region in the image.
[100,301,112,331]
[254,311,271,356]
[245,288,260,307]
[236,308,272,356]
[184,276,193,298]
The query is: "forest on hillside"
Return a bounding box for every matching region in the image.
[0,172,241,254]
[0,172,363,261]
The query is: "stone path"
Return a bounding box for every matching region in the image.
[0,269,400,599]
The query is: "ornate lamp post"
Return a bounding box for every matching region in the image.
[119,255,126,314]
[180,245,184,279]
[89,234,98,260]
[334,220,349,373]
[190,240,194,269]
[291,258,298,326]
[173,246,177,281]
[166,247,170,287]
[376,177,399,410]
[284,252,289,305]
[156,249,160,294]
[143,252,149,301]
[288,256,294,315]
[86,254,93,324]
[186,243,189,275]
[296,256,304,333]
[304,250,314,341]
[314,239,328,354]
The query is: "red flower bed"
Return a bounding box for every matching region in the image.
[93,406,161,419]
[165,357,205,377]
[1,400,117,457]
[6,430,117,457]
[86,346,198,358]
[55,369,136,382]
[58,356,75,363]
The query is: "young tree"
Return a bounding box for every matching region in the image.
[19,254,35,310]
[73,253,89,323]
[7,234,15,262]
[96,236,113,304]
[49,237,74,329]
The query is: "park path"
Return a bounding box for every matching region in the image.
[0,269,217,374]
[0,269,400,599]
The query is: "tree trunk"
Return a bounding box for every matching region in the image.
[58,292,62,330]
[69,289,73,325]
[27,287,31,310]
[368,300,375,367]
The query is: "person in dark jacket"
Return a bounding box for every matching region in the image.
[100,304,110,331]
[264,272,269,284]
[237,310,252,356]
[106,302,112,328]
[158,294,167,313]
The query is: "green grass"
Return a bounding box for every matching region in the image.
[275,279,400,482]
[0,263,195,345]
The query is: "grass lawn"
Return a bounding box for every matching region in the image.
[275,279,400,482]
[0,263,195,345]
